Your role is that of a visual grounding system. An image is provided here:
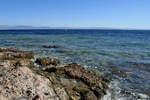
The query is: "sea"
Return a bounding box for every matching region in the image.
[0,29,150,100]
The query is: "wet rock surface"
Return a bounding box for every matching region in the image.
[0,48,34,60]
[0,48,109,100]
[43,63,110,100]
[35,57,60,66]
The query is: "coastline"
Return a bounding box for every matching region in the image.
[0,48,110,100]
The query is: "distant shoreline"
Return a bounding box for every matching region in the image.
[0,28,150,31]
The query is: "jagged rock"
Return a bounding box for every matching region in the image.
[72,85,97,100]
[35,57,60,66]
[0,60,68,100]
[44,63,110,100]
[0,48,109,100]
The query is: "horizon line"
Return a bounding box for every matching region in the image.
[0,25,150,30]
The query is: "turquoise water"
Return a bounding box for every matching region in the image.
[0,29,150,99]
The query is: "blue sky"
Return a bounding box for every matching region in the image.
[0,0,150,29]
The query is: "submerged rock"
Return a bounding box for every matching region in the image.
[42,45,61,49]
[35,57,60,66]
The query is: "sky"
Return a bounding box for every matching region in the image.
[0,0,150,29]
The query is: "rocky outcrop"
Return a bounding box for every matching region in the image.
[42,63,110,100]
[35,57,60,66]
[0,48,67,100]
[0,48,34,60]
[0,61,65,100]
[0,48,109,100]
[0,48,25,53]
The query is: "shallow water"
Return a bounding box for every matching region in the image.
[0,29,150,99]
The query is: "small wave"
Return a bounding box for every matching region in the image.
[101,80,150,100]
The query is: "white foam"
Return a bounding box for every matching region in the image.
[137,93,149,99]
[101,91,111,100]
[101,80,150,100]
[101,80,126,100]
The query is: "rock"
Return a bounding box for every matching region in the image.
[0,48,109,100]
[54,87,69,100]
[64,63,109,98]
[0,60,65,100]
[0,48,24,53]
[16,97,27,100]
[18,51,34,59]
[72,85,97,100]
[44,63,110,100]
[54,50,71,54]
[42,45,61,49]
[0,48,34,60]
[35,57,60,66]
[15,59,35,68]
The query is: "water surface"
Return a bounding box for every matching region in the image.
[0,29,150,99]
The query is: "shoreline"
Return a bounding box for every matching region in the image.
[0,48,110,100]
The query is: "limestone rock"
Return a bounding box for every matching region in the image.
[0,61,67,100]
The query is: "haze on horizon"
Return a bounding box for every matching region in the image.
[0,0,150,29]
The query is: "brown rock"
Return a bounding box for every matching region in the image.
[0,48,109,100]
[0,48,24,53]
[45,63,110,99]
[0,48,34,60]
[72,85,97,100]
[35,57,60,66]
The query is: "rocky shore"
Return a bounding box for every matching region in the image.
[0,48,110,100]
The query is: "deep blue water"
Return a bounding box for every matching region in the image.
[0,29,150,99]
